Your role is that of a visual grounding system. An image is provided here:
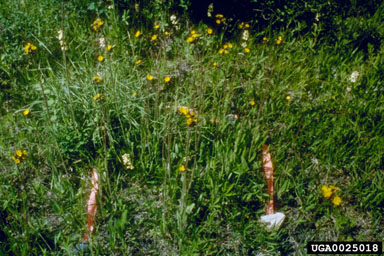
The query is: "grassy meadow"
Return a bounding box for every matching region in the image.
[1,0,384,255]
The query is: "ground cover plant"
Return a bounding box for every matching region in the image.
[1,0,384,255]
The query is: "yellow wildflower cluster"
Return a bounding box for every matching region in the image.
[321,185,342,206]
[93,76,103,83]
[186,30,200,44]
[218,43,233,54]
[179,165,186,172]
[93,93,102,101]
[207,27,213,35]
[12,149,27,164]
[276,36,283,45]
[164,76,171,83]
[92,18,104,31]
[24,42,37,54]
[179,106,198,126]
[215,14,226,24]
[135,30,141,38]
[239,22,250,29]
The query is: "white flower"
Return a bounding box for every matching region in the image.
[57,30,64,41]
[242,30,249,41]
[241,42,247,48]
[57,30,67,51]
[170,15,178,25]
[98,37,106,49]
[349,71,360,83]
[122,153,134,170]
[207,3,214,17]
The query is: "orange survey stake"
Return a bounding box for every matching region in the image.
[83,168,99,242]
[262,144,274,215]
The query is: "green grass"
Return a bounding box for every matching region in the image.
[1,1,384,255]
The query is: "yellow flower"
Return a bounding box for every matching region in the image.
[212,62,217,68]
[224,49,228,54]
[135,30,141,38]
[14,157,21,164]
[93,93,102,101]
[192,33,200,39]
[276,36,283,45]
[191,30,196,35]
[244,47,250,53]
[207,28,213,35]
[218,49,224,54]
[186,118,197,126]
[154,24,160,30]
[179,106,188,115]
[164,76,171,83]
[132,92,137,97]
[263,36,268,42]
[146,74,153,81]
[227,43,233,48]
[23,109,30,116]
[321,185,333,198]
[286,95,291,101]
[23,150,27,156]
[97,55,104,62]
[239,22,250,29]
[106,45,112,51]
[164,31,170,36]
[179,165,186,172]
[332,196,342,206]
[135,59,142,65]
[216,19,221,24]
[329,185,339,193]
[93,76,103,83]
[24,42,37,54]
[151,34,158,41]
[16,150,23,157]
[250,100,255,106]
[186,37,194,43]
[92,18,104,31]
